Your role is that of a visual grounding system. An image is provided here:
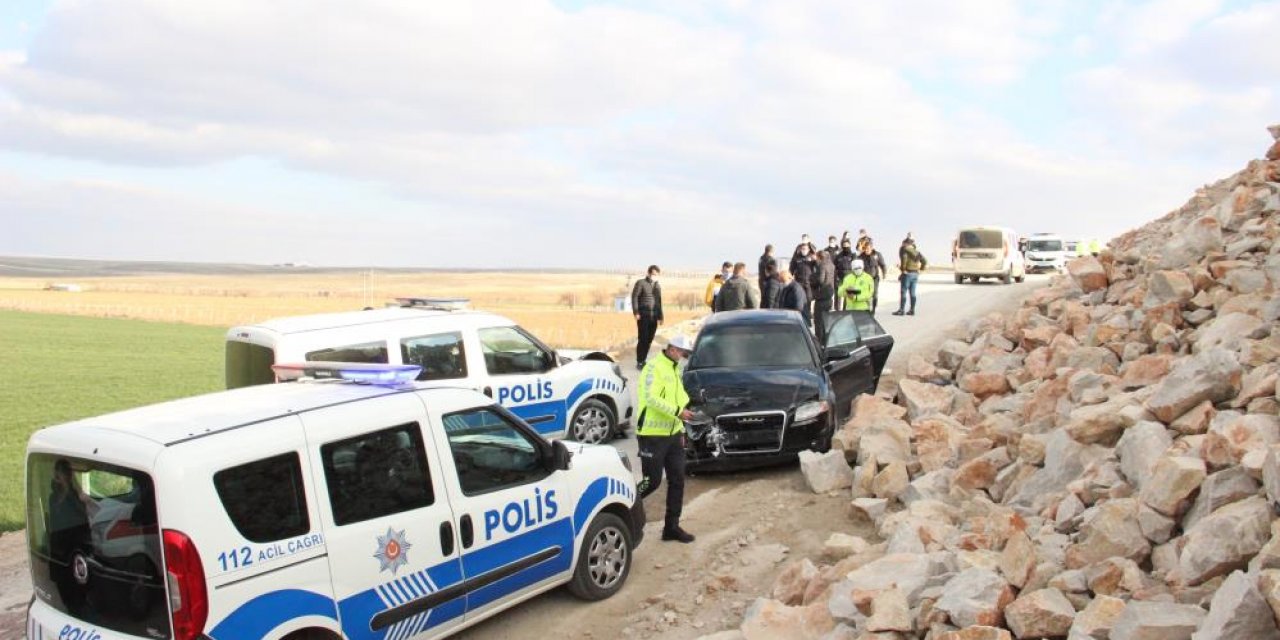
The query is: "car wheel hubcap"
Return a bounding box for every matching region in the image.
[574,408,610,443]
[587,527,627,589]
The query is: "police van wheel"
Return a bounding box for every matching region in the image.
[570,399,616,444]
[569,512,633,601]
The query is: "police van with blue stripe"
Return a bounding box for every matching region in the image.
[224,299,633,444]
[25,363,644,640]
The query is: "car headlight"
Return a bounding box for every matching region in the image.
[793,400,829,424]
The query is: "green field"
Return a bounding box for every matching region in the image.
[0,310,225,531]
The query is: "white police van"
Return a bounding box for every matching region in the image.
[224,300,632,444]
[26,363,643,640]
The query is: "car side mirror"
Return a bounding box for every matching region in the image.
[825,347,852,362]
[548,439,572,471]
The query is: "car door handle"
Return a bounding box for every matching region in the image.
[439,521,455,556]
[460,514,474,549]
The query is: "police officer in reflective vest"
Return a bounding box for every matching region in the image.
[635,334,696,543]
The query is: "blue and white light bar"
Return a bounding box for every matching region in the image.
[395,296,470,310]
[272,362,422,386]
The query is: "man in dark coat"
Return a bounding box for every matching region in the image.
[757,245,776,296]
[760,263,781,309]
[790,244,815,322]
[631,265,663,368]
[713,263,758,312]
[857,238,888,314]
[833,238,856,309]
[813,251,836,340]
[777,268,810,327]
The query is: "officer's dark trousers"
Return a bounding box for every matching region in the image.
[635,312,658,365]
[637,434,685,530]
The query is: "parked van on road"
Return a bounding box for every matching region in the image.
[225,301,633,444]
[951,226,1026,284]
[1023,233,1069,273]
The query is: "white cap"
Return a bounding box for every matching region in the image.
[667,335,694,352]
[852,259,865,271]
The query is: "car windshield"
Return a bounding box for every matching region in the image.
[958,229,1003,249]
[689,324,814,369]
[1027,239,1063,251]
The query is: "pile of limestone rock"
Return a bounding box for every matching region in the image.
[728,126,1280,639]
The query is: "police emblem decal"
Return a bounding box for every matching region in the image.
[374,527,412,574]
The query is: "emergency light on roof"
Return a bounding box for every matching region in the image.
[271,362,422,386]
[395,297,470,311]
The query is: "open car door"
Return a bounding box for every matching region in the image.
[820,315,875,422]
[824,311,895,391]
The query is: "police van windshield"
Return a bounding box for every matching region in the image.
[26,454,170,639]
[689,324,816,369]
[1027,239,1063,252]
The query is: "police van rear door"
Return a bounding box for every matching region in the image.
[431,403,575,619]
[301,394,467,639]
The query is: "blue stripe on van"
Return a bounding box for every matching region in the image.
[209,589,338,639]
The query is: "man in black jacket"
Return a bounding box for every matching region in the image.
[777,268,809,327]
[813,251,836,340]
[760,263,781,309]
[713,262,758,312]
[757,245,776,296]
[790,244,815,324]
[857,238,888,314]
[833,238,856,309]
[631,265,663,368]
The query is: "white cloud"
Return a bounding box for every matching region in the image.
[0,0,1274,268]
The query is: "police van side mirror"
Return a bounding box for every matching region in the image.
[548,439,572,471]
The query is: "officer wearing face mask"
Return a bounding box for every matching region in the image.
[635,335,696,543]
[838,259,875,312]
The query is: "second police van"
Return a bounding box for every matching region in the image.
[25,362,643,640]
[224,299,632,444]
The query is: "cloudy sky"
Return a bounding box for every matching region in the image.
[0,0,1276,269]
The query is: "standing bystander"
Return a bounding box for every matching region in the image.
[631,265,663,368]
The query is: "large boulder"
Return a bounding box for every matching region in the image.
[1145,348,1243,423]
[1066,499,1150,569]
[798,450,853,494]
[1110,601,1206,640]
[1116,421,1173,489]
[1145,270,1195,308]
[1068,595,1126,640]
[1006,431,1110,511]
[1004,588,1076,639]
[1190,570,1280,639]
[899,379,959,422]
[1195,312,1265,354]
[1138,456,1206,517]
[1068,256,1109,293]
[935,568,1015,628]
[1179,495,1272,586]
[1160,215,1224,269]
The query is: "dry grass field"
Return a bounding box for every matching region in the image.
[0,270,712,350]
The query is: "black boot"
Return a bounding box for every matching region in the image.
[662,525,695,543]
[908,306,915,315]
[892,309,905,316]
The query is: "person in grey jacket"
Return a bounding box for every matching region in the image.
[713,262,758,312]
[760,263,781,309]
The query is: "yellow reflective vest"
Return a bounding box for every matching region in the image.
[838,271,875,311]
[636,352,689,436]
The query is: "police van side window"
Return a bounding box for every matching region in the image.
[401,332,468,381]
[214,452,310,543]
[306,340,389,364]
[320,424,435,526]
[478,326,552,375]
[442,408,547,496]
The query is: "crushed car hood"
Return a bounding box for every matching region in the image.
[683,367,823,415]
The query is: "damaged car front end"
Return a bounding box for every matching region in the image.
[680,309,892,471]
